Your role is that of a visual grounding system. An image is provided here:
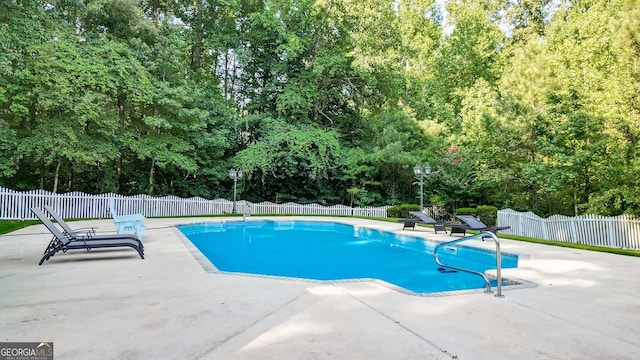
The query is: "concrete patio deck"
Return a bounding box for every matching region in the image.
[1,216,639,359]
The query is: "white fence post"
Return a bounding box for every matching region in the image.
[497,208,639,250]
[541,217,548,240]
[0,187,391,222]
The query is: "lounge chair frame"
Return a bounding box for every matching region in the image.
[43,205,96,238]
[32,208,144,265]
[43,205,144,251]
[398,219,418,230]
[450,215,511,239]
[406,211,452,234]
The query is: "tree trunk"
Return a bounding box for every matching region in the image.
[191,0,203,71]
[573,181,579,216]
[582,165,591,205]
[149,158,155,195]
[529,130,537,210]
[52,158,61,193]
[117,95,126,192]
[230,51,237,101]
[223,51,229,99]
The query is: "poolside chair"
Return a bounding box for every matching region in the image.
[397,218,418,230]
[406,211,451,234]
[108,198,146,238]
[32,208,144,265]
[450,215,511,239]
[43,205,143,252]
[43,205,96,237]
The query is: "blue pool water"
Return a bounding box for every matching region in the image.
[177,220,519,294]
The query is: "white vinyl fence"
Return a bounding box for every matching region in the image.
[498,209,640,250]
[0,187,390,220]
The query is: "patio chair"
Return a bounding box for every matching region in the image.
[109,198,146,238]
[397,218,418,230]
[450,215,511,239]
[43,205,143,251]
[43,205,97,237]
[32,208,144,265]
[405,211,451,234]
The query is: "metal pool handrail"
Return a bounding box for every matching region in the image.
[433,232,504,298]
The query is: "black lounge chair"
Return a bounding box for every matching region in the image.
[404,211,451,233]
[450,215,511,239]
[43,205,143,251]
[43,205,97,237]
[398,218,418,230]
[32,208,144,265]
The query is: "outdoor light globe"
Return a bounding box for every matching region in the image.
[229,168,242,179]
[413,164,421,177]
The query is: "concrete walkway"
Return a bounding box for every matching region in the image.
[1,216,639,359]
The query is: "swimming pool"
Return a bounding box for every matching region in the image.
[177,220,519,295]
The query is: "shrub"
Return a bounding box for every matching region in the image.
[455,207,477,216]
[386,206,400,217]
[476,205,498,226]
[387,204,420,218]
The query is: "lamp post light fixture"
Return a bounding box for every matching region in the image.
[413,164,431,212]
[228,168,243,213]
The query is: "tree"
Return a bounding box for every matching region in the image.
[423,146,484,209]
[17,30,143,192]
[364,110,433,203]
[396,0,442,119]
[233,118,343,202]
[429,0,505,132]
[0,121,17,178]
[0,0,638,217]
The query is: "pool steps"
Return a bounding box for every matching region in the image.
[434,232,505,298]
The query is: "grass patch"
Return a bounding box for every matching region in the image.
[0,220,40,234]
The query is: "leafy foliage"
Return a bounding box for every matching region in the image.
[233,118,343,201]
[476,205,498,226]
[0,0,638,217]
[386,204,420,218]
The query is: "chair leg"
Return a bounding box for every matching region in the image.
[39,250,56,265]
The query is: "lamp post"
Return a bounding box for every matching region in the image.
[228,168,243,213]
[413,164,431,212]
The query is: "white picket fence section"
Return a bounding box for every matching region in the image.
[0,187,390,220]
[3,187,638,249]
[498,208,640,249]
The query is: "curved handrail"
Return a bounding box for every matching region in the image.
[242,201,253,220]
[433,231,504,298]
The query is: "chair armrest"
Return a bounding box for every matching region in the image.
[113,214,146,222]
[74,226,97,233]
